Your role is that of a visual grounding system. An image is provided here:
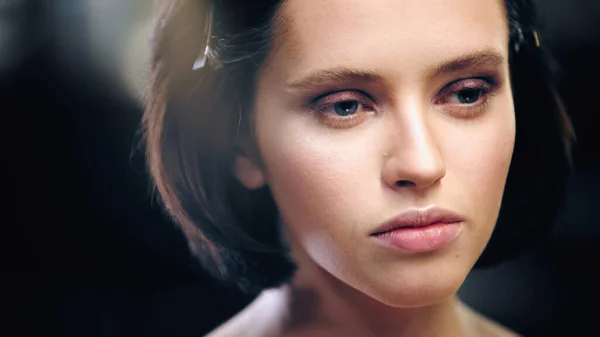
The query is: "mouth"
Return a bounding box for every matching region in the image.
[369,207,464,253]
[370,207,464,235]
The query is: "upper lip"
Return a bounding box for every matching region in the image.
[369,207,464,236]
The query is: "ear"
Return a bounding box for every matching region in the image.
[233,154,266,190]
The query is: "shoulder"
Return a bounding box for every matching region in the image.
[476,319,520,337]
[478,320,520,337]
[459,301,521,337]
[205,288,288,337]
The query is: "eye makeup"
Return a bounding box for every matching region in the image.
[307,90,378,129]
[434,76,500,118]
[302,72,502,129]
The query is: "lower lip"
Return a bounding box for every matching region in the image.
[370,222,463,253]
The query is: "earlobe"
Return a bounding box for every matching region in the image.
[234,155,266,189]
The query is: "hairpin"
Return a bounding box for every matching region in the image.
[532,30,541,47]
[514,26,541,53]
[192,6,215,70]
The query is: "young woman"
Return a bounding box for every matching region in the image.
[144,0,573,335]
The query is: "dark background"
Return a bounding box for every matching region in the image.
[5,0,599,336]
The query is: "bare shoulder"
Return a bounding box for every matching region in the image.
[459,302,521,337]
[205,288,288,337]
[476,316,520,337]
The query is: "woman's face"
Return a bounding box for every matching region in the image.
[243,0,515,307]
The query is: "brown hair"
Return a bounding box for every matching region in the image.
[143,0,574,294]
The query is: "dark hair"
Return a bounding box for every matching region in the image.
[143,0,574,294]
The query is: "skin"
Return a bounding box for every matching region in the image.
[224,0,518,335]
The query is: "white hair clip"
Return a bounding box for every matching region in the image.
[532,30,541,48]
[515,26,541,53]
[192,6,215,70]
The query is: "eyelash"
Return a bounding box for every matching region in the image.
[308,77,498,128]
[309,91,377,129]
[434,77,498,118]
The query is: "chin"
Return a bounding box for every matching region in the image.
[371,281,461,308]
[353,259,472,308]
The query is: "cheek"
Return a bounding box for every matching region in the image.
[444,103,516,226]
[256,122,380,238]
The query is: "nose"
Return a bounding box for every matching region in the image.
[381,107,446,191]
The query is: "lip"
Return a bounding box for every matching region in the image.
[369,207,464,253]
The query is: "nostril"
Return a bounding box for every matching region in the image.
[395,180,415,187]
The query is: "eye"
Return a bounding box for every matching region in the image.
[436,77,498,118]
[333,100,360,116]
[451,88,485,104]
[310,91,376,129]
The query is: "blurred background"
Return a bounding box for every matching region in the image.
[5,0,599,336]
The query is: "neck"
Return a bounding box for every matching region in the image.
[279,249,475,337]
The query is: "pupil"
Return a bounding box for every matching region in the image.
[334,101,358,116]
[458,89,481,104]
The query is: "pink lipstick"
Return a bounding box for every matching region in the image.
[369,207,464,253]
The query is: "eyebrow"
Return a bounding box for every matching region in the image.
[285,50,506,90]
[286,67,383,90]
[431,50,506,77]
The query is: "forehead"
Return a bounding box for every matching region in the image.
[266,0,508,78]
